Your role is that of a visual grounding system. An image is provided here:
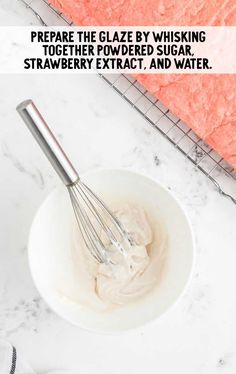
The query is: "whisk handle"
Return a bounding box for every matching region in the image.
[16,99,79,186]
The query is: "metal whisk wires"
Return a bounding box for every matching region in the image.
[68,180,131,264]
[16,99,132,264]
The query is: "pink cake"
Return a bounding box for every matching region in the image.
[50,0,236,169]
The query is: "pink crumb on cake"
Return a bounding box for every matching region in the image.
[50,0,236,168]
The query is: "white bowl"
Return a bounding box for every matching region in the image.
[28,169,194,333]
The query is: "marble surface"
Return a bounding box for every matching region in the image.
[1,1,236,373]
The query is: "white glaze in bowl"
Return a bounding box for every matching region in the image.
[28,169,194,333]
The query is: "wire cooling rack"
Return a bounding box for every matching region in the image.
[19,0,236,205]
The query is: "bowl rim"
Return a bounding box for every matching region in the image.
[28,167,195,335]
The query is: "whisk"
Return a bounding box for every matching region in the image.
[16,100,133,265]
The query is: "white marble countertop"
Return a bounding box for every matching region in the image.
[1,1,236,373]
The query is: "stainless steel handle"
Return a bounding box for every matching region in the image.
[16,99,79,186]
